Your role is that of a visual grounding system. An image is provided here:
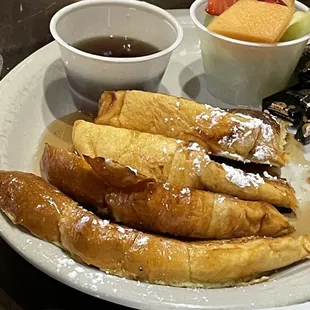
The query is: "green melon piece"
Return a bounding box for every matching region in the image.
[204,14,215,27]
[280,11,310,42]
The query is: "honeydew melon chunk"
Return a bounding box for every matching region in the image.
[204,14,215,27]
[280,11,310,42]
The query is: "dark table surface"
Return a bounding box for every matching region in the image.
[1,0,310,309]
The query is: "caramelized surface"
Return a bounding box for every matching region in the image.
[95,90,288,166]
[0,170,309,288]
[73,120,297,209]
[41,145,294,239]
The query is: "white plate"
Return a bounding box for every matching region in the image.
[1,9,310,310]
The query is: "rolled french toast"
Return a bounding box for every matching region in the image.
[95,90,289,166]
[72,120,298,209]
[40,144,293,239]
[0,170,309,288]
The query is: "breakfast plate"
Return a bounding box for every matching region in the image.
[1,9,310,310]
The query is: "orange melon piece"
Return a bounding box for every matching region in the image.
[207,0,294,43]
[283,0,296,10]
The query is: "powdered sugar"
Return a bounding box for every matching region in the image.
[75,266,85,273]
[186,142,201,152]
[180,187,191,195]
[163,183,170,190]
[252,146,272,162]
[217,113,274,163]
[263,171,278,180]
[56,257,76,272]
[68,271,78,280]
[136,236,149,246]
[128,166,138,175]
[99,219,110,228]
[117,226,126,234]
[217,195,226,204]
[260,123,273,142]
[220,151,246,162]
[222,163,265,188]
[193,157,201,172]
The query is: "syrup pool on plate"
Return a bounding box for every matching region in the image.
[32,111,93,175]
[282,134,310,235]
[33,113,310,237]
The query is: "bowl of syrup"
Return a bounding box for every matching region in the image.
[50,0,183,113]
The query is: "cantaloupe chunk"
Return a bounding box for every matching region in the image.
[207,0,294,43]
[283,0,296,10]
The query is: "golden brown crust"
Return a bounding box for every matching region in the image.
[73,120,297,209]
[228,108,289,165]
[83,156,154,190]
[0,171,74,244]
[0,171,309,288]
[95,90,288,166]
[40,144,106,210]
[41,145,294,239]
[103,181,293,239]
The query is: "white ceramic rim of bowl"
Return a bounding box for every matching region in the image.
[190,0,310,48]
[50,0,184,63]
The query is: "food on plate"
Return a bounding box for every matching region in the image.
[204,0,310,43]
[204,12,216,26]
[40,144,293,239]
[207,0,294,43]
[281,11,310,41]
[0,170,309,288]
[205,0,238,16]
[95,90,289,166]
[72,120,298,209]
[0,86,304,288]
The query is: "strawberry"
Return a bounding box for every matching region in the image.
[205,0,286,16]
[258,0,287,5]
[205,0,238,16]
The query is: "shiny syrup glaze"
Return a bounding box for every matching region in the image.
[33,114,310,236]
[282,134,310,236]
[72,36,160,58]
[33,111,93,176]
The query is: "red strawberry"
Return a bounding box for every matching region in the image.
[205,0,238,16]
[258,0,287,5]
[205,0,286,16]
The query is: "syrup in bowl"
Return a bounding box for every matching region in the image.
[72,36,160,58]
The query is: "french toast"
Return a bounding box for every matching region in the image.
[0,170,308,288]
[73,120,297,209]
[40,144,293,239]
[95,90,289,166]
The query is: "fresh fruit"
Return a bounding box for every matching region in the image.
[207,0,294,43]
[258,0,287,6]
[205,0,238,16]
[205,0,287,16]
[204,13,216,26]
[280,11,310,41]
